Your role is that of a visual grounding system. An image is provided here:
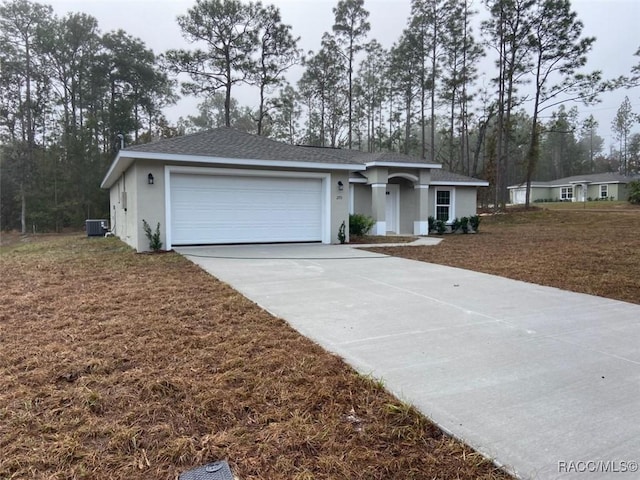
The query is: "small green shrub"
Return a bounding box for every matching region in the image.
[460,216,470,234]
[428,215,435,232]
[349,213,375,236]
[142,219,162,251]
[450,218,461,233]
[629,180,640,204]
[469,215,480,232]
[338,221,346,244]
[435,219,446,234]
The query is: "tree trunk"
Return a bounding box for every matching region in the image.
[257,82,266,136]
[20,183,26,235]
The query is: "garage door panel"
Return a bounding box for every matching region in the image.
[170,173,324,245]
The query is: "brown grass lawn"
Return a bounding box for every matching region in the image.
[0,235,509,480]
[369,206,640,305]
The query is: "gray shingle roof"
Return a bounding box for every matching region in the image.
[300,146,486,183]
[104,128,487,187]
[122,128,362,165]
[296,145,438,165]
[431,169,486,183]
[547,172,634,185]
[512,172,635,188]
[124,129,443,166]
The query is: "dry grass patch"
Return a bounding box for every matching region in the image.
[369,208,640,304]
[0,236,510,479]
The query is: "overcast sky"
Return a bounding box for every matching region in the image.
[48,0,639,149]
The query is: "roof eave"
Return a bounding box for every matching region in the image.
[507,183,550,189]
[365,161,442,169]
[101,150,365,188]
[100,150,128,189]
[431,180,490,187]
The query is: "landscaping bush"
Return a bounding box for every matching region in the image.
[338,221,346,244]
[450,218,461,233]
[628,180,640,204]
[460,216,470,234]
[435,219,446,234]
[428,215,435,233]
[349,213,375,236]
[142,219,162,251]
[469,215,481,232]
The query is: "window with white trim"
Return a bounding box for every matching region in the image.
[600,184,608,199]
[560,186,573,200]
[436,190,451,221]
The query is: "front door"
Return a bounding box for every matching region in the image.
[385,184,400,234]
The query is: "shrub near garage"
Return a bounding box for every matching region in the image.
[349,213,375,236]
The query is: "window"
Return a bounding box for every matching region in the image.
[436,190,451,221]
[560,187,573,200]
[600,184,608,199]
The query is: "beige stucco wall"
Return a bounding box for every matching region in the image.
[607,183,622,200]
[455,187,478,218]
[352,183,372,217]
[133,160,167,251]
[109,167,139,250]
[585,183,626,201]
[330,170,350,243]
[429,186,477,221]
[530,187,550,202]
[617,183,628,201]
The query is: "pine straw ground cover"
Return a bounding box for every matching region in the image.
[369,207,640,305]
[0,236,510,480]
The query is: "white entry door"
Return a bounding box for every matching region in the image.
[385,184,400,234]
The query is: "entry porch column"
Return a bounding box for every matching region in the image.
[414,184,430,235]
[414,169,432,235]
[367,167,388,236]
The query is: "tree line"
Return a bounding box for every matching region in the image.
[0,0,175,233]
[1,0,639,233]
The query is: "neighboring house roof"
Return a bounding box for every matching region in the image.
[508,172,635,189]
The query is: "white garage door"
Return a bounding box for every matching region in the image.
[170,173,324,245]
[512,188,527,205]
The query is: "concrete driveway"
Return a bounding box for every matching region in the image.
[177,243,640,479]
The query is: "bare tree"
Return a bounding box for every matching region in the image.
[612,96,635,175]
[523,0,599,207]
[165,0,260,127]
[332,0,370,149]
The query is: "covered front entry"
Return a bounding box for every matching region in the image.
[168,169,328,246]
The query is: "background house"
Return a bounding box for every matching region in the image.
[101,128,488,251]
[508,173,636,204]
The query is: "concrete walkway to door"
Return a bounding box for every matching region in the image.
[177,244,640,479]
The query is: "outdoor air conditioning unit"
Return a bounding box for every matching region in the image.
[86,219,109,237]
